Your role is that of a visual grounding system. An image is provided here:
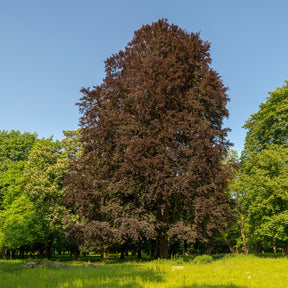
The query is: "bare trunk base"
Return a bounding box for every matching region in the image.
[73,248,80,261]
[156,235,169,259]
[120,244,126,259]
[282,246,288,256]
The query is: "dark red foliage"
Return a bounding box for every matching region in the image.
[64,19,233,258]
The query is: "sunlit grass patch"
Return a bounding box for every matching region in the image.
[1,254,288,287]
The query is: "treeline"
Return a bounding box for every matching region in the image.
[1,87,288,259]
[0,129,230,259]
[0,129,231,260]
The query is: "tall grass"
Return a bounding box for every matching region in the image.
[1,254,288,287]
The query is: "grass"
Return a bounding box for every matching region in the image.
[1,254,288,287]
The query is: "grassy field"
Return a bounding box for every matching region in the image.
[1,254,288,287]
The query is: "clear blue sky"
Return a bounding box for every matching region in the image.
[1,0,288,154]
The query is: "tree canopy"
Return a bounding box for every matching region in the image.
[242,81,288,159]
[0,130,37,172]
[236,81,288,254]
[0,130,37,210]
[236,145,288,253]
[0,130,82,258]
[64,19,233,258]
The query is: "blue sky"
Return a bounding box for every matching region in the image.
[1,0,288,154]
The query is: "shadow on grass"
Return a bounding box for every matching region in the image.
[253,252,284,259]
[47,253,154,264]
[0,262,163,288]
[183,285,246,288]
[0,261,25,275]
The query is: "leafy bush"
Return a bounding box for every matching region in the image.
[193,255,213,264]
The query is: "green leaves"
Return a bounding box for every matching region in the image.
[236,81,288,252]
[0,130,82,253]
[24,139,66,203]
[0,130,37,172]
[0,195,44,250]
[238,145,288,249]
[242,81,288,159]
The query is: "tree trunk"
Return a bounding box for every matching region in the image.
[10,250,14,260]
[254,241,262,254]
[100,247,108,259]
[1,249,7,260]
[120,244,126,259]
[45,240,52,259]
[226,235,237,254]
[156,235,169,259]
[169,242,180,258]
[137,249,142,259]
[206,246,213,255]
[273,238,277,253]
[20,247,25,258]
[137,244,142,259]
[282,246,288,256]
[240,218,249,254]
[39,247,44,257]
[73,247,80,261]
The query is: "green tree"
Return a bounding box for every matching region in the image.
[0,130,37,171]
[0,194,44,256]
[0,130,37,208]
[61,129,83,159]
[23,138,68,258]
[242,81,288,159]
[65,19,233,258]
[0,131,38,257]
[0,131,82,258]
[0,160,43,257]
[237,145,288,254]
[238,81,288,253]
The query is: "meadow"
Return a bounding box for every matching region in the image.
[1,254,287,288]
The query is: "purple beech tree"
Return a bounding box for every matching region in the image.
[64,19,233,258]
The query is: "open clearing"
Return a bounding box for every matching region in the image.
[1,254,287,288]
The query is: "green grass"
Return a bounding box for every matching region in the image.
[1,254,288,287]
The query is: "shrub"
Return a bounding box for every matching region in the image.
[193,255,213,264]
